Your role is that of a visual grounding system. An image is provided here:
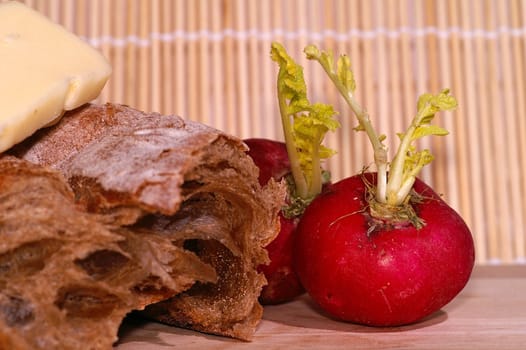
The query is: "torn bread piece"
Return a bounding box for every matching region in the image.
[0,156,216,350]
[12,103,285,340]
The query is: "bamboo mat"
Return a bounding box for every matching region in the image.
[11,0,526,265]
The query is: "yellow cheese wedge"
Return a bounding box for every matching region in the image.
[0,1,112,152]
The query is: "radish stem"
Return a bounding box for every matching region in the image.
[275,68,309,198]
[304,44,457,211]
[304,45,388,203]
[271,42,340,207]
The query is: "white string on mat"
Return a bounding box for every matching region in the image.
[80,25,526,48]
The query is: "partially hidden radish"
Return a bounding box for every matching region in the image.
[245,43,340,304]
[293,45,475,326]
[244,138,304,304]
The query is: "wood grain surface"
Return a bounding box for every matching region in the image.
[115,266,526,349]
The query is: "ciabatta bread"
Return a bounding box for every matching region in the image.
[12,103,285,341]
[0,156,216,350]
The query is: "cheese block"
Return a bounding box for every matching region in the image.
[0,1,111,153]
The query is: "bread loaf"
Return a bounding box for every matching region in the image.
[12,103,285,341]
[0,156,216,349]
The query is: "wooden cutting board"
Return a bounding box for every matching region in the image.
[115,266,526,349]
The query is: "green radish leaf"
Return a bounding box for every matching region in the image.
[271,42,340,199]
[411,124,449,141]
[336,54,356,94]
[416,89,457,125]
[305,44,357,97]
[271,44,310,116]
[386,88,457,206]
[403,149,434,179]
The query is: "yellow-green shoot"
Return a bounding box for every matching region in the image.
[304,44,457,207]
[271,42,340,211]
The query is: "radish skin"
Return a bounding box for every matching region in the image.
[294,173,475,326]
[245,138,305,304]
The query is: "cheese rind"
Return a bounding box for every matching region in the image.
[0,1,112,152]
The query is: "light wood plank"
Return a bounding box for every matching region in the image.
[116,266,526,349]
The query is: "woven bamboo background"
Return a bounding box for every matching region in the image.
[11,0,526,265]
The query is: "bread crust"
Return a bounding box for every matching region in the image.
[11,103,285,341]
[0,156,216,349]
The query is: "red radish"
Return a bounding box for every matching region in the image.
[295,172,474,326]
[244,138,304,304]
[245,43,340,304]
[244,139,290,188]
[291,45,475,326]
[257,208,303,305]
